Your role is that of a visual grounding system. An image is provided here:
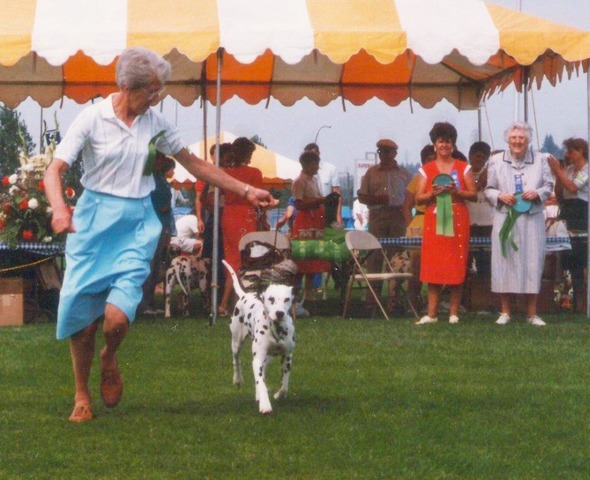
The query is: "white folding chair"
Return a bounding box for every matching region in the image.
[342,231,418,321]
[237,231,291,291]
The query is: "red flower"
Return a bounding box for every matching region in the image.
[65,187,76,199]
[1,176,9,187]
[0,219,4,230]
[18,199,29,210]
[22,230,35,241]
[38,180,45,191]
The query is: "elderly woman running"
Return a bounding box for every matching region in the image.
[44,47,275,423]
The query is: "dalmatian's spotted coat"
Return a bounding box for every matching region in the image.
[223,260,295,415]
[164,255,211,317]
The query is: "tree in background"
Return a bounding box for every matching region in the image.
[250,135,267,149]
[540,134,564,159]
[0,106,35,177]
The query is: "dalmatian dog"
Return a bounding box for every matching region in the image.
[222,259,296,415]
[164,255,211,317]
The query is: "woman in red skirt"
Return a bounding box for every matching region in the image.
[292,151,331,300]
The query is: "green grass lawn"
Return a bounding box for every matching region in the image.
[2,299,590,479]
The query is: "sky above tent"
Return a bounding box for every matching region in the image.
[14,0,590,175]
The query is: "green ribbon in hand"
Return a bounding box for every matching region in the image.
[499,208,521,257]
[143,130,166,176]
[436,191,454,236]
[498,193,531,257]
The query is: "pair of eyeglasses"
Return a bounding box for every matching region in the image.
[141,85,166,100]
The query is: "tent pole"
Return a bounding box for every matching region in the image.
[210,49,224,326]
[477,104,482,141]
[586,68,590,318]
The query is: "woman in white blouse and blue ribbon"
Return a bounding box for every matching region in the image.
[44,47,275,423]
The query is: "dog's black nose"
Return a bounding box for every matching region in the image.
[275,311,284,320]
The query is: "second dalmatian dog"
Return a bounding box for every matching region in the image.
[164,255,210,317]
[222,259,296,415]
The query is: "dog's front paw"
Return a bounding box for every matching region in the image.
[233,374,243,388]
[259,402,273,415]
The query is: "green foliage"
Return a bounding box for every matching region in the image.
[2,304,590,479]
[541,134,564,158]
[0,106,35,177]
[250,134,267,148]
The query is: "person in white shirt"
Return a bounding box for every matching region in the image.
[352,198,369,231]
[304,143,342,225]
[170,214,203,254]
[44,47,275,423]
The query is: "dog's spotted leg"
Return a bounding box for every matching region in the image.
[253,348,273,414]
[274,353,292,400]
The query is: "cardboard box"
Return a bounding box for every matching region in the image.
[0,277,24,326]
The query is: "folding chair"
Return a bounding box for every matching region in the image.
[237,231,291,291]
[342,231,418,321]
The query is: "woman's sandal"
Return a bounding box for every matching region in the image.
[69,403,93,423]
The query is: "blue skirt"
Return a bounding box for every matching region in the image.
[56,190,162,339]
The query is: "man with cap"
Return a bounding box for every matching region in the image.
[358,139,413,276]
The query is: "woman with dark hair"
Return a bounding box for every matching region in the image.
[548,137,589,312]
[292,150,333,300]
[219,137,264,315]
[415,122,477,324]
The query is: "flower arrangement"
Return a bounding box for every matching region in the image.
[0,138,75,247]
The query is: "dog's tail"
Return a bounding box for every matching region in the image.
[222,260,246,298]
[174,259,190,297]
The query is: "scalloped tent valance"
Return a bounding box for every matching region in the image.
[0,0,589,109]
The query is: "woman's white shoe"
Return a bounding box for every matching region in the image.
[416,315,438,325]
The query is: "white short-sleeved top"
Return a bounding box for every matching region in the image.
[54,95,184,198]
[563,164,589,201]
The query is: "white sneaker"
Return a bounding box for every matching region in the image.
[416,315,438,325]
[528,315,546,327]
[449,315,459,324]
[496,313,511,325]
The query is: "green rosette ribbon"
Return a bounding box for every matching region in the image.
[436,190,454,236]
[499,193,531,257]
[499,208,521,257]
[143,130,166,176]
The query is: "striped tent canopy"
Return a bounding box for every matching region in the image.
[172,132,302,189]
[1,0,589,109]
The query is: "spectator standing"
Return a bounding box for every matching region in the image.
[401,145,436,309]
[219,137,264,315]
[358,138,413,276]
[415,122,477,324]
[292,150,333,300]
[484,121,554,326]
[304,142,343,225]
[548,137,589,313]
[352,197,369,231]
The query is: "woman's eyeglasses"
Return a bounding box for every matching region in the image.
[141,86,166,100]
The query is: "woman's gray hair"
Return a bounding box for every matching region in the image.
[503,121,533,143]
[116,47,171,89]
